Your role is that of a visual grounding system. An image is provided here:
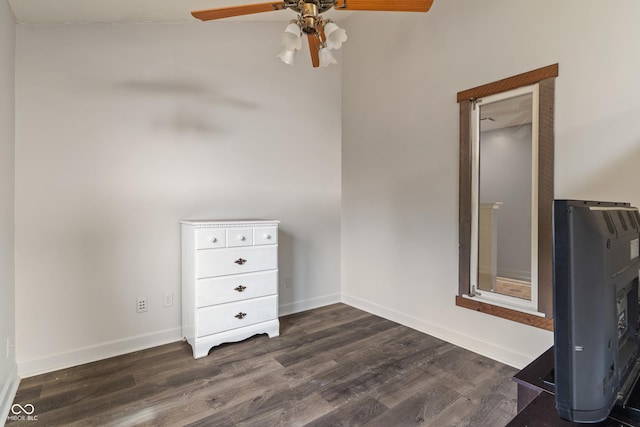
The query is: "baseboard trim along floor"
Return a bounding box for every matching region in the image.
[17,327,182,378]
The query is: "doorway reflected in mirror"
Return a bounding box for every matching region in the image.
[477,92,533,301]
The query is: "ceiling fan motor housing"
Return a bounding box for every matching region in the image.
[294,0,336,13]
[300,2,319,33]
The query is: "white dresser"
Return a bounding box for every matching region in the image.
[180,219,280,358]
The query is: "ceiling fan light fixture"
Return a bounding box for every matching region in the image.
[277,48,297,65]
[281,22,302,51]
[318,46,337,67]
[323,21,347,50]
[191,0,434,69]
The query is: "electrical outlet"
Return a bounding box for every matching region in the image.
[285,277,293,289]
[163,293,173,307]
[6,338,12,358]
[136,297,148,313]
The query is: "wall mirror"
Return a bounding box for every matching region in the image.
[473,86,537,309]
[456,64,558,330]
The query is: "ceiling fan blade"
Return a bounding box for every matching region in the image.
[307,34,320,68]
[192,2,287,21]
[334,0,433,12]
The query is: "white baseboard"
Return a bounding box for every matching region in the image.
[1,363,20,424]
[279,293,341,317]
[15,294,342,379]
[341,293,534,369]
[18,327,182,378]
[14,292,530,380]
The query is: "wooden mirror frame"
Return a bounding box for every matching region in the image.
[455,64,558,331]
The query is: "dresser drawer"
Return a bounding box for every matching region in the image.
[196,295,278,337]
[227,227,254,247]
[196,228,226,249]
[254,226,278,245]
[197,270,277,307]
[196,245,277,278]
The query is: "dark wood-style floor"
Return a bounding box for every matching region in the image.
[8,304,518,426]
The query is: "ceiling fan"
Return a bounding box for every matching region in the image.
[191,0,434,68]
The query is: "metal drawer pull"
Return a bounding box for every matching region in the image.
[234,258,247,265]
[234,285,247,292]
[234,312,247,319]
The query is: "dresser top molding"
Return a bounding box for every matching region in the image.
[180,219,280,228]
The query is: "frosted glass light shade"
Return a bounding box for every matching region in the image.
[281,23,302,51]
[319,47,337,67]
[277,48,296,65]
[324,22,347,50]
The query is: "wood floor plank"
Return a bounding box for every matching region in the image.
[273,315,399,368]
[24,374,136,414]
[427,345,515,395]
[314,328,451,407]
[8,303,518,426]
[427,392,517,427]
[12,383,42,403]
[296,306,375,335]
[304,396,389,427]
[371,363,450,408]
[228,391,334,426]
[82,355,286,426]
[363,385,461,426]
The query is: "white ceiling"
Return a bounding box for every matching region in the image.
[8,0,353,23]
[480,94,533,132]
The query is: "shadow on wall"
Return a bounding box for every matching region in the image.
[115,79,260,136]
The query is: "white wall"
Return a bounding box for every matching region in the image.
[0,0,18,419]
[341,0,640,368]
[15,22,342,376]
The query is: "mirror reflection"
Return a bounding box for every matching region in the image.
[476,93,534,301]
